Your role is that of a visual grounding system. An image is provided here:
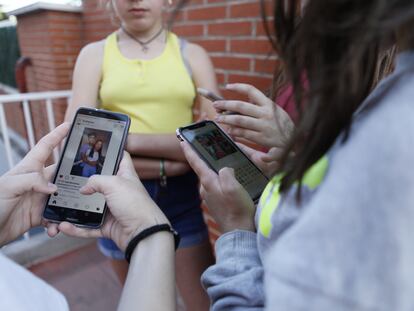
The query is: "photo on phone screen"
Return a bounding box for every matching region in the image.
[43,108,130,228]
[178,121,268,202]
[70,128,112,177]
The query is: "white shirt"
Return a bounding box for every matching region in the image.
[0,253,68,311]
[86,148,99,162]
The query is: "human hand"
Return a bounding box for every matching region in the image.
[181,142,255,233]
[214,83,294,149]
[0,123,70,245]
[195,111,209,122]
[52,152,169,252]
[237,143,283,178]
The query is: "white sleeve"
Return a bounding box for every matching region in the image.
[0,253,69,311]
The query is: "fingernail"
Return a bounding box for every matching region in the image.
[215,116,222,122]
[48,183,57,190]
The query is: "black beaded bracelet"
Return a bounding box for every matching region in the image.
[124,224,180,263]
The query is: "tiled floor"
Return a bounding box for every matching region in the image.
[29,242,186,310]
[29,243,122,311]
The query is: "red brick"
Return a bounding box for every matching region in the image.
[187,6,227,21]
[228,74,273,92]
[173,24,204,37]
[212,56,251,71]
[192,39,226,52]
[208,21,252,36]
[230,39,274,54]
[230,2,261,18]
[254,58,280,75]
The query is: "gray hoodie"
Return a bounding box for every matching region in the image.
[202,51,414,311]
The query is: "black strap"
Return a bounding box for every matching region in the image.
[124,224,180,263]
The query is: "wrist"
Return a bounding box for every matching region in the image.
[127,231,175,272]
[123,213,171,250]
[125,224,179,263]
[219,216,256,233]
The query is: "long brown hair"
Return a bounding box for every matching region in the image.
[262,0,413,195]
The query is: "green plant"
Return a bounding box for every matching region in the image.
[0,26,21,88]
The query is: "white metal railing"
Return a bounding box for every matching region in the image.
[0,90,71,170]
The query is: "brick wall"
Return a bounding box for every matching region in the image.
[14,9,83,140]
[82,0,117,44]
[172,0,277,98]
[17,11,83,92]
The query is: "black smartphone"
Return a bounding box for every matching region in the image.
[177,120,269,203]
[43,107,130,228]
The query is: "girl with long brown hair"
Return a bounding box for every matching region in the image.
[181,0,414,309]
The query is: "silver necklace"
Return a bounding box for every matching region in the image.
[122,26,165,53]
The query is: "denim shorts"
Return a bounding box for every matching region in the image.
[97,171,209,260]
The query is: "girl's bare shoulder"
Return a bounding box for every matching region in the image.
[77,40,106,62]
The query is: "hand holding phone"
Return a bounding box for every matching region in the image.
[43,107,130,228]
[197,88,237,115]
[52,152,169,252]
[0,123,70,246]
[177,120,268,203]
[180,135,257,233]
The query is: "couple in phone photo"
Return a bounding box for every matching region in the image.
[70,129,111,178]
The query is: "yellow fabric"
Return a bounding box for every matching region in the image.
[302,156,329,190]
[99,32,196,134]
[258,156,329,238]
[258,174,283,238]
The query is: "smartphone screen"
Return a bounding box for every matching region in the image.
[43,108,130,228]
[178,121,269,202]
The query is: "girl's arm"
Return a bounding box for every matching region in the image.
[186,42,219,120]
[126,134,187,162]
[64,41,104,122]
[118,232,176,311]
[132,157,190,180]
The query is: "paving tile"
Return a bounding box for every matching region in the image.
[29,242,187,311]
[29,242,121,311]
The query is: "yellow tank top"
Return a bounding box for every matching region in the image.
[99,32,196,133]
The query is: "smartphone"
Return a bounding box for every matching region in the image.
[197,88,236,115]
[43,107,130,228]
[177,120,269,203]
[197,87,224,102]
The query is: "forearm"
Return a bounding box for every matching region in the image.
[202,230,264,310]
[118,232,176,311]
[132,157,190,179]
[127,134,186,162]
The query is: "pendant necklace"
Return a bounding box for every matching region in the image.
[122,26,165,53]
